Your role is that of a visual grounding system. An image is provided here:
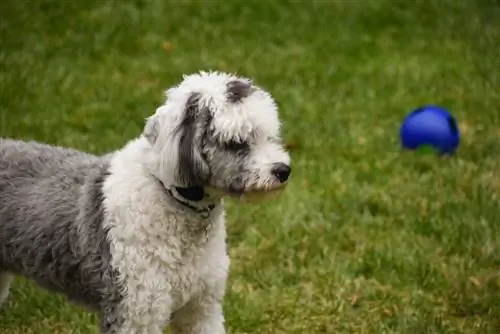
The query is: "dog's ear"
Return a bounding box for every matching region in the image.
[226,79,254,103]
[176,93,210,186]
[143,114,159,145]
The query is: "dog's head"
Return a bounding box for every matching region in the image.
[144,71,291,201]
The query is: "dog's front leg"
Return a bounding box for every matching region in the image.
[99,307,134,334]
[100,316,165,334]
[100,307,166,334]
[170,297,225,334]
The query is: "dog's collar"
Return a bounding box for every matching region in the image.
[174,186,205,202]
[159,181,216,217]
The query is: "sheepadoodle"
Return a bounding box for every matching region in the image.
[0,71,291,333]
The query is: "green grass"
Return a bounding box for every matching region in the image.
[1,0,499,333]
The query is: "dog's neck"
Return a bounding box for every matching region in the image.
[158,180,218,218]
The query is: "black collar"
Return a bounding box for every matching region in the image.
[174,186,205,202]
[159,181,216,216]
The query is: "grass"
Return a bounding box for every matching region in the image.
[1,0,499,333]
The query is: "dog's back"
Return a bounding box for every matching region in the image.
[0,139,102,227]
[0,139,120,309]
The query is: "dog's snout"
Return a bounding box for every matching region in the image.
[272,163,291,183]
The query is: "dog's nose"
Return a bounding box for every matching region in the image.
[272,163,291,183]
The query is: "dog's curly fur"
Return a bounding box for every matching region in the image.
[0,71,291,333]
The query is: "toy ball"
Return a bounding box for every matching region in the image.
[400,105,460,155]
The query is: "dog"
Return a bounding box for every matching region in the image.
[0,71,291,333]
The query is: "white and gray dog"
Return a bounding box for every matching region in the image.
[0,71,291,333]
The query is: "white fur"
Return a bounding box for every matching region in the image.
[100,71,290,333]
[149,71,289,190]
[103,139,229,333]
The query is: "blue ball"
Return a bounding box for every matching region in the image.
[400,105,460,155]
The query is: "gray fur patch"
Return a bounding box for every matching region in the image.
[226,80,253,103]
[201,136,250,195]
[176,93,210,186]
[0,139,124,328]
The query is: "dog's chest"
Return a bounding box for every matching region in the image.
[167,255,208,309]
[121,233,229,315]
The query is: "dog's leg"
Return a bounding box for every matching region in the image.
[0,272,13,307]
[170,297,225,334]
[100,321,163,334]
[100,303,167,334]
[99,303,137,334]
[100,317,164,334]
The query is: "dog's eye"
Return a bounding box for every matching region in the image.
[224,140,248,151]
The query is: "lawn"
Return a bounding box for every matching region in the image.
[1,0,499,333]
